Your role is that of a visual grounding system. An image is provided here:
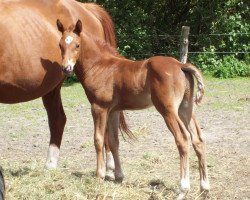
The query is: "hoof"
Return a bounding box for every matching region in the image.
[96,170,106,181]
[105,170,115,181]
[199,188,210,199]
[176,190,188,200]
[45,161,57,169]
[115,176,124,183]
[115,173,124,183]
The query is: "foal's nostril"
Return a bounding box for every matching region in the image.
[67,65,73,71]
[62,66,74,76]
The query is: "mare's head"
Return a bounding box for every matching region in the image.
[57,19,82,76]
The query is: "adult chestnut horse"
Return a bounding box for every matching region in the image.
[0,167,4,200]
[57,20,210,199]
[0,0,117,176]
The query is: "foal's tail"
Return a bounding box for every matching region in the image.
[181,65,205,104]
[119,112,137,141]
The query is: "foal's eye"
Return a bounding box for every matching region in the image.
[76,44,80,48]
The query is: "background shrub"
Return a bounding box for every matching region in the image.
[78,0,249,79]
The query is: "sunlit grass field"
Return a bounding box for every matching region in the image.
[0,77,249,199]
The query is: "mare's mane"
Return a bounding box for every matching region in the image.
[82,3,116,48]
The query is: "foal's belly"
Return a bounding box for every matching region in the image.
[119,92,153,110]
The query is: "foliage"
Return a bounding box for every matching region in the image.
[78,0,249,78]
[213,55,250,78]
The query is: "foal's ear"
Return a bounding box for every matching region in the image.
[56,19,64,33]
[74,19,82,35]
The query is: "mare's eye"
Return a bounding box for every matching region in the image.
[76,44,80,48]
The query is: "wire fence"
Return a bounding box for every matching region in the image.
[117,32,250,57]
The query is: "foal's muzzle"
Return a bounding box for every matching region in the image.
[62,65,74,76]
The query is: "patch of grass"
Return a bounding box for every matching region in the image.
[1,78,250,199]
[200,76,250,111]
[61,83,89,107]
[1,159,179,200]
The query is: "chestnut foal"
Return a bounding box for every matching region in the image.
[57,19,210,199]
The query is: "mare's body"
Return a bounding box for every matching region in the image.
[58,20,210,199]
[0,0,116,171]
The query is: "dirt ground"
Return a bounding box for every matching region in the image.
[0,78,249,199]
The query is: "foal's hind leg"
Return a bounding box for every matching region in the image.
[152,102,191,199]
[150,76,191,199]
[164,111,191,200]
[189,115,210,192]
[42,83,66,169]
[178,86,210,193]
[106,111,124,182]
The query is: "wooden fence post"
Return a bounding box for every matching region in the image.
[180,26,190,64]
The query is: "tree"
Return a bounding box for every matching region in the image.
[80,0,250,77]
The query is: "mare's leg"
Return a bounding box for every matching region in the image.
[91,104,108,179]
[106,111,124,182]
[0,167,5,200]
[42,84,66,169]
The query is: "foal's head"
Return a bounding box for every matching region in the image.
[57,19,82,76]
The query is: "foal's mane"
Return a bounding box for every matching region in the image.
[65,26,122,57]
[85,32,122,58]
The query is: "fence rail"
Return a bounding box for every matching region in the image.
[121,33,250,37]
[124,52,250,57]
[188,51,250,54]
[118,30,249,57]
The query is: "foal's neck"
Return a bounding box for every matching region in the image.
[79,32,119,71]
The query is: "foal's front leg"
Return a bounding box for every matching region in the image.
[105,131,115,180]
[91,104,108,179]
[107,111,124,182]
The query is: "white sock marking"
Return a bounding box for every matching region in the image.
[45,145,60,169]
[106,152,115,171]
[201,179,210,190]
[180,178,190,191]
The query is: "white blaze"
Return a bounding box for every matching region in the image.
[65,36,73,44]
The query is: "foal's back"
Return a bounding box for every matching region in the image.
[113,56,187,110]
[114,58,152,110]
